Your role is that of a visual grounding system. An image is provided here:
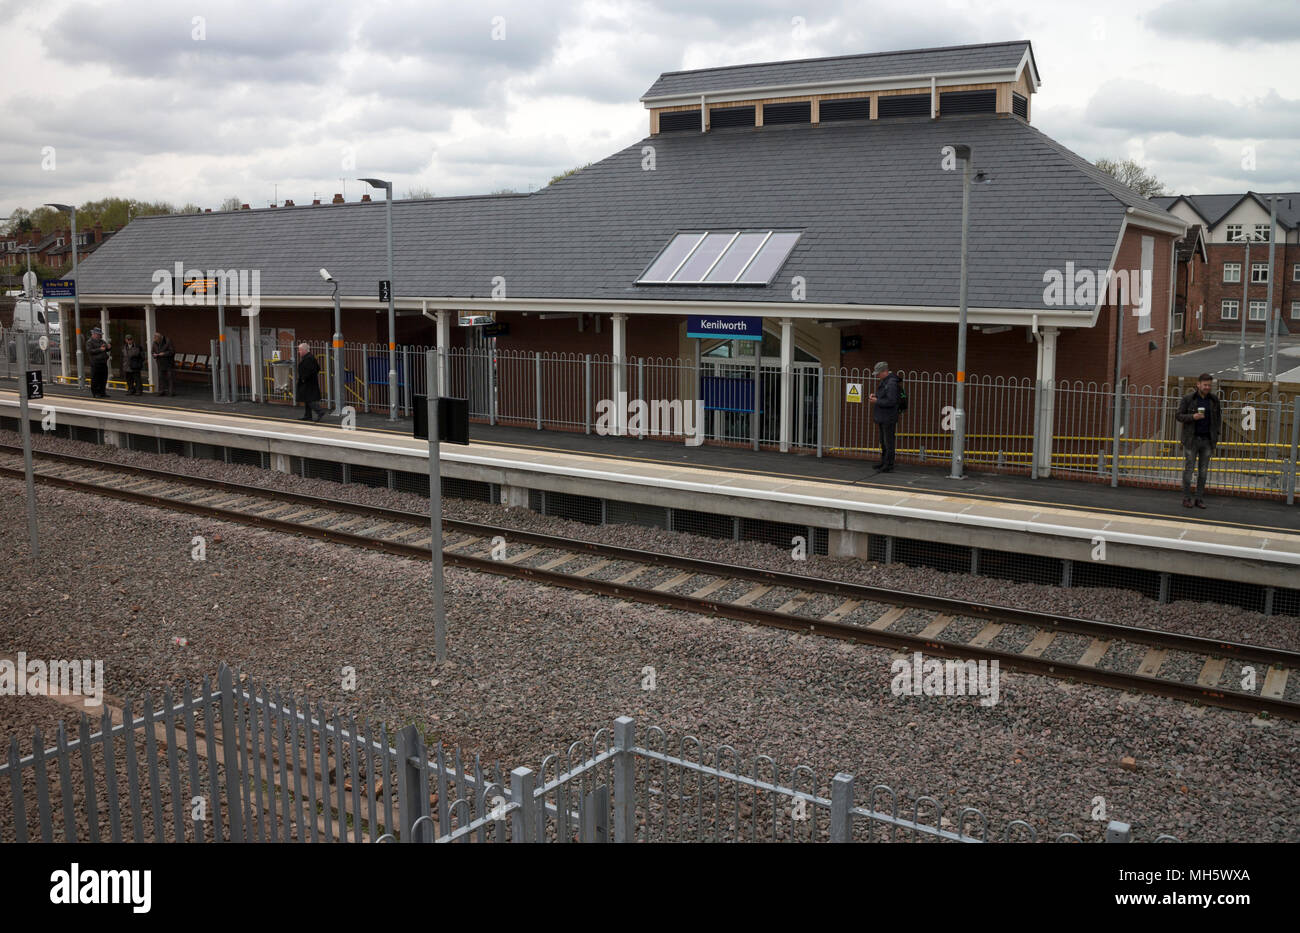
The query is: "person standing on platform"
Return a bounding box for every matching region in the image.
[868,360,901,473]
[152,332,175,396]
[1175,372,1220,509]
[122,334,145,395]
[85,326,111,398]
[295,342,324,421]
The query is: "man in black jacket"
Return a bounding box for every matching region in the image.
[868,360,901,473]
[151,332,175,396]
[295,342,324,421]
[85,326,111,397]
[1174,372,1221,509]
[121,334,145,395]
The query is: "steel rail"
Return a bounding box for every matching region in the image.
[3,459,1298,721]
[3,444,1295,667]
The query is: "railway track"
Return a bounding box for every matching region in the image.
[3,444,1298,720]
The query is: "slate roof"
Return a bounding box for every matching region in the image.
[1152,193,1300,231]
[76,113,1172,313]
[642,41,1037,100]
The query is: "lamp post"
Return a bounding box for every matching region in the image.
[1236,230,1251,379]
[45,203,83,387]
[320,269,344,414]
[359,177,398,421]
[946,146,992,479]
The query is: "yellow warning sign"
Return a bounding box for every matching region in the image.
[846,383,863,404]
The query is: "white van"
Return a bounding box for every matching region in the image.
[6,296,61,363]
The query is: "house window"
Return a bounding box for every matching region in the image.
[1251,262,1269,283]
[1293,263,1299,282]
[1223,262,1240,283]
[1225,224,1243,242]
[1292,301,1300,320]
[1254,224,1270,241]
[1221,300,1239,320]
[1137,235,1154,332]
[1248,300,1267,321]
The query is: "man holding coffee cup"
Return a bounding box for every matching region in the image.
[1174,373,1221,509]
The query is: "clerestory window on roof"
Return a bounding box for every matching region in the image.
[638,230,801,285]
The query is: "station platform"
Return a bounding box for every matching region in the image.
[3,384,1298,599]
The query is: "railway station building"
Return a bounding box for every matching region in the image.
[71,39,1187,471]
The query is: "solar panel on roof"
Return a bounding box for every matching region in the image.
[637,230,801,285]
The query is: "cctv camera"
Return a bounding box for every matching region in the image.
[319,268,333,281]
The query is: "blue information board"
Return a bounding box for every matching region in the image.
[687,315,762,341]
[41,279,76,297]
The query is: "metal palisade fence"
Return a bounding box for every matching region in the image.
[216,343,1300,502]
[7,332,1294,502]
[1,665,1177,844]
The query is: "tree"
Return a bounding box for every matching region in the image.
[1094,158,1167,198]
[219,197,242,213]
[405,186,435,199]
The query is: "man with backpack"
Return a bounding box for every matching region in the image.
[868,361,904,473]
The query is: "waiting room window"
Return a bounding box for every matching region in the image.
[1225,224,1243,242]
[1251,262,1268,283]
[1223,262,1240,283]
[1221,300,1239,320]
[1248,300,1267,321]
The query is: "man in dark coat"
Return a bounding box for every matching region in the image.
[121,334,145,395]
[151,332,175,396]
[295,342,324,421]
[1174,372,1221,509]
[868,360,901,473]
[85,326,111,397]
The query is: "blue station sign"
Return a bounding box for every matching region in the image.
[686,315,762,341]
[41,279,76,297]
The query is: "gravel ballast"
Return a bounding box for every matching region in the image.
[2,428,1294,652]
[1,461,1297,842]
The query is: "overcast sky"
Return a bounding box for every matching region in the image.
[2,0,1297,220]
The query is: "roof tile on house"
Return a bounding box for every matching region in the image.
[76,114,1171,312]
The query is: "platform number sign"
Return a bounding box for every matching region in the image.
[378,280,391,302]
[26,370,44,400]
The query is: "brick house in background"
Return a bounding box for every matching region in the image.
[1170,224,1208,346]
[44,223,115,269]
[1152,192,1300,337]
[0,224,116,282]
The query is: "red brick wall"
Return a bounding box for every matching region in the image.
[488,311,683,360]
[1172,251,1208,346]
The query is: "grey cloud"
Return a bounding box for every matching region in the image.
[355,1,561,70]
[40,0,347,83]
[1146,0,1300,45]
[1084,80,1300,139]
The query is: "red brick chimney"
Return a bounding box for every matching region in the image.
[284,199,295,207]
[361,194,371,202]
[312,198,321,206]
[240,204,251,210]
[204,208,212,213]
[92,222,103,242]
[331,193,344,204]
